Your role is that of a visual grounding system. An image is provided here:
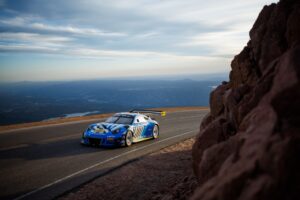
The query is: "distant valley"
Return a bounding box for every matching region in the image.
[0,78,224,125]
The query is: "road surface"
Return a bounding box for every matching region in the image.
[0,109,208,200]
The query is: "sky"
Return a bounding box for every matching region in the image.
[0,0,277,82]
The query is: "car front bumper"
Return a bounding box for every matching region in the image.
[81,136,125,147]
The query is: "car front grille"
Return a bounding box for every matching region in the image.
[89,138,101,146]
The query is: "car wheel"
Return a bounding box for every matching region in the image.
[125,130,133,146]
[153,125,159,139]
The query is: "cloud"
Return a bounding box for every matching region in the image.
[135,32,160,39]
[177,30,249,56]
[29,23,127,37]
[0,16,127,37]
[0,32,72,54]
[65,47,215,61]
[1,0,268,57]
[0,43,58,53]
[0,32,72,43]
[0,0,278,81]
[0,0,5,7]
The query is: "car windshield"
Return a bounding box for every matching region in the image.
[105,115,134,125]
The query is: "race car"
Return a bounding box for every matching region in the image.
[81,109,166,147]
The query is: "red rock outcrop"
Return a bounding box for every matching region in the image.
[192,0,300,199]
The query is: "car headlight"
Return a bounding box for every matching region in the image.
[112,128,125,134]
[83,128,91,137]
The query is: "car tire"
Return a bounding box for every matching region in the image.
[125,130,133,146]
[153,125,159,139]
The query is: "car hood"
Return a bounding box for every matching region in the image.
[88,122,126,133]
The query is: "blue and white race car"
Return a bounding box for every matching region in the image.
[81,110,166,147]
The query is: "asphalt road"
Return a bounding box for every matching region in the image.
[0,110,208,200]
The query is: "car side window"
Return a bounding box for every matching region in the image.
[134,116,147,123]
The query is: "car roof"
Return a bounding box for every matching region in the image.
[113,112,144,117]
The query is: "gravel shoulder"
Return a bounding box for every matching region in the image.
[58,138,197,200]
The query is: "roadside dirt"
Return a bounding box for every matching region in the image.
[0,107,208,132]
[58,138,197,200]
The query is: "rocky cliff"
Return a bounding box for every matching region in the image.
[192,0,300,199]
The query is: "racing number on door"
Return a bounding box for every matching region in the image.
[133,115,149,139]
[133,126,144,138]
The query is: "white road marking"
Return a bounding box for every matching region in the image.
[13,129,197,200]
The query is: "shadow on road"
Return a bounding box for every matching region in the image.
[0,138,121,161]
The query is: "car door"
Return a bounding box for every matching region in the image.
[143,116,154,137]
[132,116,148,140]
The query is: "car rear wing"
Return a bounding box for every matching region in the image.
[129,109,166,117]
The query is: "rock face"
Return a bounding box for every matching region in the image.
[192,0,300,199]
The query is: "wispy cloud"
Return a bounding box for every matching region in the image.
[177,30,248,56]
[0,16,127,37]
[0,0,278,81]
[0,32,72,53]
[0,32,72,43]
[66,47,211,60]
[0,40,208,61]
[0,43,58,53]
[29,23,127,37]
